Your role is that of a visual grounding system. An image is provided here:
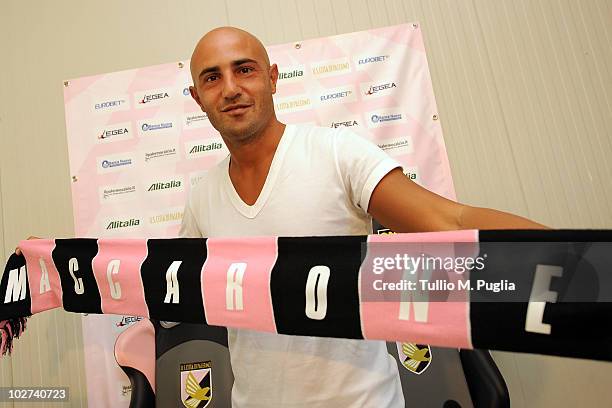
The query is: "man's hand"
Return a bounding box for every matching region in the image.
[368,168,548,232]
[15,236,41,256]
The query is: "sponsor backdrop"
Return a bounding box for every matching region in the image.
[62,23,454,407]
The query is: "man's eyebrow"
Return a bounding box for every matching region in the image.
[197,59,260,79]
[198,65,220,79]
[232,58,259,67]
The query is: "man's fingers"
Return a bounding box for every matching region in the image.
[15,236,41,256]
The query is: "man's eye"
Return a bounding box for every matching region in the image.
[239,67,253,74]
[205,75,218,82]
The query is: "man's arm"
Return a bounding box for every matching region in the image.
[368,168,548,232]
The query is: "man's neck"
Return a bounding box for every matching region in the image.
[225,118,286,173]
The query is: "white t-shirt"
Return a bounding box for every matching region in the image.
[180,124,404,407]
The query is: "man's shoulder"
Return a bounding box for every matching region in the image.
[289,123,350,149]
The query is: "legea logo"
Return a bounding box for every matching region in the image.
[139,92,169,104]
[99,127,128,140]
[364,82,397,96]
[135,88,173,108]
[330,120,359,128]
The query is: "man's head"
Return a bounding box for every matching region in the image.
[189,27,279,145]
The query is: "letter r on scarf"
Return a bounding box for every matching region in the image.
[226,262,246,311]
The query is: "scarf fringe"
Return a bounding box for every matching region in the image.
[0,317,28,356]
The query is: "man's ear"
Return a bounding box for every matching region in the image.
[189,86,205,112]
[269,64,279,94]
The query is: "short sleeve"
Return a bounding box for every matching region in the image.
[178,196,203,238]
[334,128,401,212]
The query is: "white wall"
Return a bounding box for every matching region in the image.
[0,0,610,407]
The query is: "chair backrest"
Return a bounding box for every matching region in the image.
[114,319,156,407]
[116,321,509,408]
[388,342,475,407]
[153,321,234,408]
[459,349,510,408]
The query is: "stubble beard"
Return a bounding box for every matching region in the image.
[217,106,274,148]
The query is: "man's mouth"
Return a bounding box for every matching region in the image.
[221,104,252,114]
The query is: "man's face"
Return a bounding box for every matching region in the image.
[189,30,278,144]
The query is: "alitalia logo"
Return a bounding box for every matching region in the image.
[148,180,181,192]
[189,142,223,154]
[106,219,140,230]
[278,69,303,80]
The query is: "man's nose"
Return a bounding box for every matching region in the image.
[221,73,241,100]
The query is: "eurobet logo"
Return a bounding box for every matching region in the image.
[357,55,390,66]
[363,81,397,97]
[319,85,357,105]
[93,96,129,113]
[106,218,140,230]
[94,99,125,110]
[321,90,351,101]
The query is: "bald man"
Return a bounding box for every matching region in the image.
[180,27,546,407]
